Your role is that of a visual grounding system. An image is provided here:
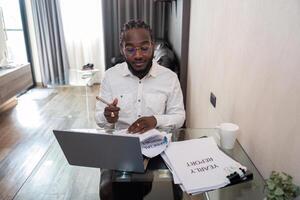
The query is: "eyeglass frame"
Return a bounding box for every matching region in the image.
[122,41,153,57]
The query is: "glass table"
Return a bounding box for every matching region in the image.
[102,128,266,200]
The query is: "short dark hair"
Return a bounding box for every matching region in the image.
[119,19,153,46]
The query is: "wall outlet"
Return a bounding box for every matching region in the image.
[210,92,216,108]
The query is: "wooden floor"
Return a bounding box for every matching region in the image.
[0,86,101,200]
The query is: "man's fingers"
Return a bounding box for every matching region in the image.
[128,120,143,133]
[131,125,144,134]
[105,106,120,112]
[139,127,149,134]
[111,98,118,106]
[107,117,118,123]
[104,108,119,124]
[128,119,140,132]
[128,116,156,134]
[110,112,115,118]
[128,117,156,134]
[128,123,137,133]
[103,99,120,124]
[104,106,120,122]
[104,110,119,117]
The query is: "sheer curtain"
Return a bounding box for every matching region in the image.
[31,0,70,86]
[59,0,104,85]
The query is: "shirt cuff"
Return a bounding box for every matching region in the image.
[96,112,110,128]
[153,115,166,128]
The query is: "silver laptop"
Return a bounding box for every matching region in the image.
[53,130,146,173]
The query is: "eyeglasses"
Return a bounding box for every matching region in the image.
[124,43,152,56]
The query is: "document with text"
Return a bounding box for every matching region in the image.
[162,137,247,194]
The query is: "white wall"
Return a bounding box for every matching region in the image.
[187,0,300,183]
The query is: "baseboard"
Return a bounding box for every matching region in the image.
[35,82,44,87]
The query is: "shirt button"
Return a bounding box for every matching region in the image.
[139,81,141,84]
[138,99,141,102]
[138,115,141,117]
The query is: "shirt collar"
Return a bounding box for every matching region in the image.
[147,61,158,78]
[122,60,158,78]
[122,63,132,77]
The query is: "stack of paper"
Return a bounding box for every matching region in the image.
[161,137,247,195]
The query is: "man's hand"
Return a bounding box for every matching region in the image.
[104,98,120,123]
[128,116,157,134]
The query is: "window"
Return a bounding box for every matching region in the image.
[0,0,27,64]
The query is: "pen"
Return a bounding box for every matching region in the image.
[96,96,111,106]
[96,96,116,118]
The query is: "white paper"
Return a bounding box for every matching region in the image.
[161,152,181,184]
[113,129,171,158]
[162,137,247,194]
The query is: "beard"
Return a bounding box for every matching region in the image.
[126,60,153,79]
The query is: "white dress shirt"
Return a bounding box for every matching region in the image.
[95,61,185,129]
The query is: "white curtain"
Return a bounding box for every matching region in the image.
[59,0,104,85]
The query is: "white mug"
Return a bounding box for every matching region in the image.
[216,123,239,149]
